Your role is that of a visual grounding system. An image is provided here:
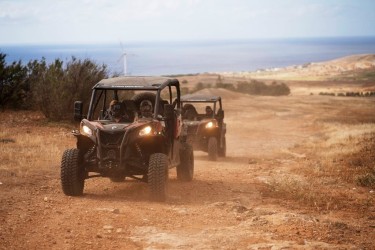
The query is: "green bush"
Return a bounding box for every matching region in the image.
[29,57,108,121]
[0,53,29,110]
[236,80,290,96]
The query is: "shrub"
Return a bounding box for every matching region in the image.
[194,82,205,92]
[28,57,108,121]
[0,53,29,110]
[236,80,290,96]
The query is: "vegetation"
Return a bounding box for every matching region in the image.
[0,54,29,110]
[215,75,290,96]
[186,75,290,96]
[319,91,375,97]
[236,80,290,96]
[267,124,375,211]
[0,53,108,120]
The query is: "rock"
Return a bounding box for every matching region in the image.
[43,197,48,202]
[103,225,114,230]
[112,209,120,214]
[231,205,248,213]
[248,159,257,164]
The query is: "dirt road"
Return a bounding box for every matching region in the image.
[1,90,374,249]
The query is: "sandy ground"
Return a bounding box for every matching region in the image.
[1,85,375,249]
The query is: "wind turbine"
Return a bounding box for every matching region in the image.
[118,41,128,76]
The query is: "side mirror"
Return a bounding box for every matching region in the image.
[74,101,83,121]
[217,109,224,119]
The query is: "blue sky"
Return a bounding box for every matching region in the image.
[0,0,374,44]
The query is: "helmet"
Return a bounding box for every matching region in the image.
[110,100,122,118]
[140,100,152,112]
[206,106,213,115]
[139,100,153,118]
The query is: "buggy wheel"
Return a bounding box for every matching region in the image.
[218,136,226,157]
[61,148,85,196]
[109,176,125,182]
[148,153,168,202]
[177,143,194,181]
[208,137,218,161]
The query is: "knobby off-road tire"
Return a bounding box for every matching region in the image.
[109,176,126,182]
[208,137,218,161]
[218,136,226,157]
[61,148,85,196]
[148,153,168,202]
[177,143,194,181]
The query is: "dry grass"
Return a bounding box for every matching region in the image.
[0,111,75,181]
[267,121,375,212]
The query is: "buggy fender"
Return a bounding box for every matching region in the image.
[72,131,95,153]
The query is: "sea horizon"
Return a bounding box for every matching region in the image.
[1,36,375,76]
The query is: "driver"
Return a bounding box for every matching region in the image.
[107,100,130,122]
[205,106,214,117]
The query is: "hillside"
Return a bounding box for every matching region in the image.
[176,54,375,96]
[220,54,375,81]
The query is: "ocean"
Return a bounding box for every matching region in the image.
[1,37,375,76]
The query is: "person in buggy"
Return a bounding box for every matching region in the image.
[205,106,214,117]
[105,100,132,122]
[138,100,153,119]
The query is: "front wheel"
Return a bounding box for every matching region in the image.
[177,143,194,181]
[208,137,218,161]
[61,148,85,196]
[148,153,168,202]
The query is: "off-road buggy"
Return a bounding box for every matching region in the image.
[60,76,194,201]
[180,94,226,161]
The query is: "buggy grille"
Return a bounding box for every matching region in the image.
[99,130,125,145]
[187,125,198,135]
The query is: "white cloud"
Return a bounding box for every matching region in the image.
[0,0,374,44]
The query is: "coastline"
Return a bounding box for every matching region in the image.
[2,37,375,76]
[214,54,375,81]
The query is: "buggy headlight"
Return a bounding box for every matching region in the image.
[81,125,93,136]
[139,126,152,136]
[205,121,214,129]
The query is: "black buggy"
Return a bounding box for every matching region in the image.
[61,76,194,201]
[181,94,226,161]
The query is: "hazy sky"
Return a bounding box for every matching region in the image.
[0,0,374,44]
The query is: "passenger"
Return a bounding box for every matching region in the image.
[139,100,153,119]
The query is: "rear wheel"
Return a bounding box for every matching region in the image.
[208,137,218,161]
[177,143,194,181]
[218,136,226,157]
[61,148,85,196]
[148,153,168,202]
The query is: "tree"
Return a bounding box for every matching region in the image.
[29,57,108,121]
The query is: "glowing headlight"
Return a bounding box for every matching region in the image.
[205,121,214,128]
[81,125,93,136]
[139,126,152,136]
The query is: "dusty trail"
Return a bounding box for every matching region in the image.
[1,91,374,249]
